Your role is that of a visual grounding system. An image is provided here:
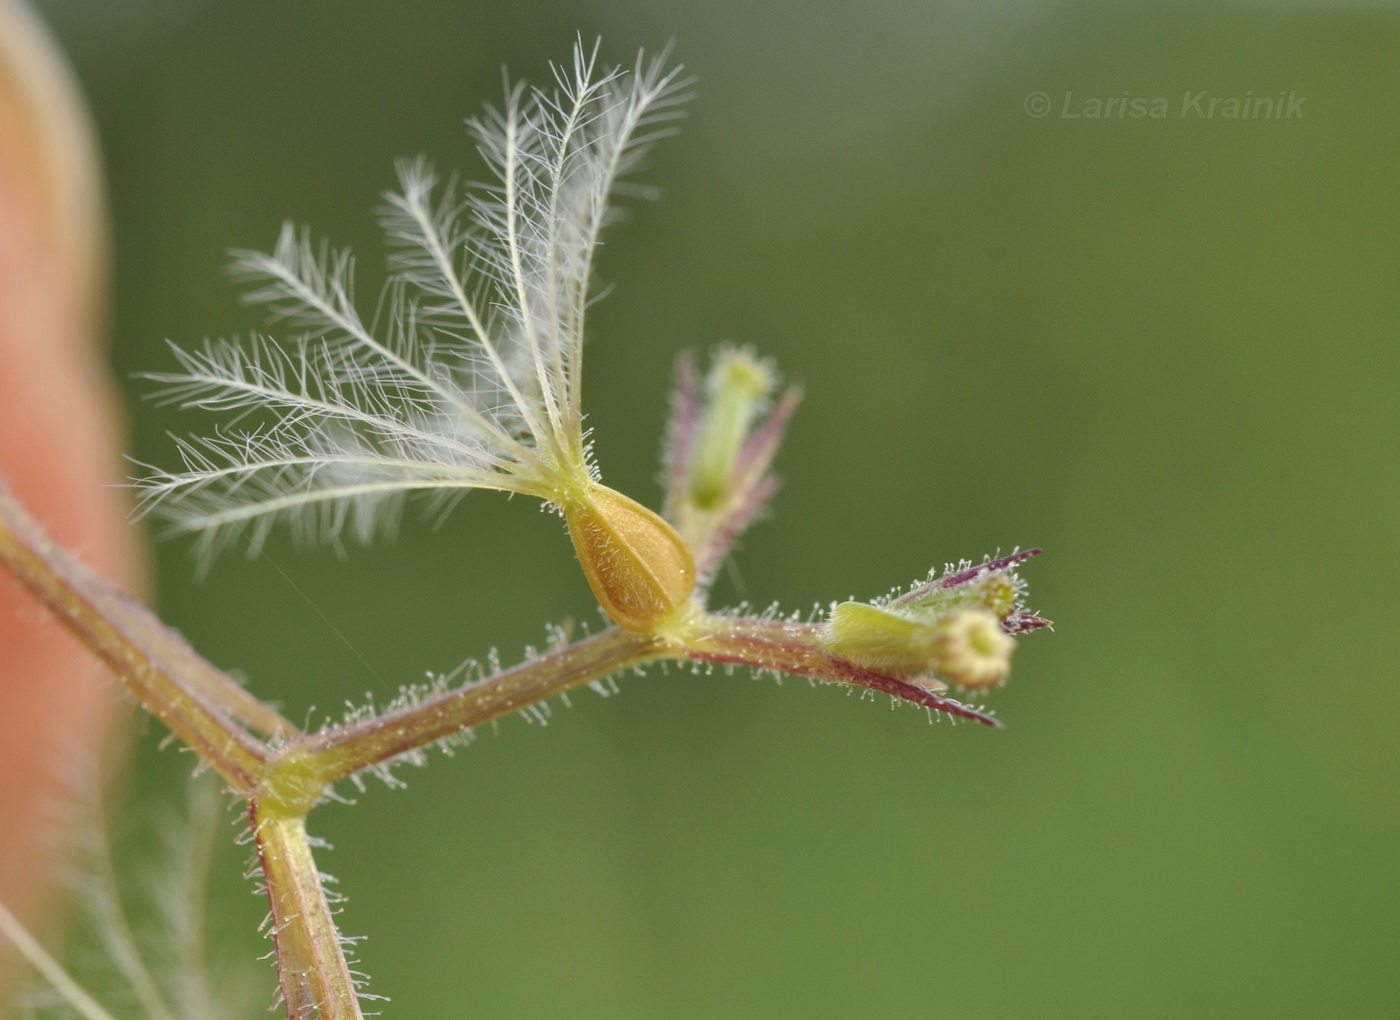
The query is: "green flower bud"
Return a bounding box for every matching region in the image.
[690,348,775,509]
[898,569,1021,621]
[823,601,936,678]
[822,602,1016,692]
[928,608,1015,690]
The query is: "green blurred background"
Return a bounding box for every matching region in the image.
[29,0,1400,1016]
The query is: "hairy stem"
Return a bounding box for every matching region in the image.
[0,483,280,790]
[251,811,362,1020]
[1,477,1003,1020]
[286,605,994,792]
[295,625,669,783]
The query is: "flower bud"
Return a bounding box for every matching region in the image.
[928,608,1015,691]
[690,348,775,509]
[822,602,1016,692]
[898,568,1021,621]
[823,601,935,678]
[564,484,696,631]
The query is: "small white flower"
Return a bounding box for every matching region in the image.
[140,42,699,630]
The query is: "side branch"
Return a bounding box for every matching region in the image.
[293,626,669,784]
[285,605,1000,797]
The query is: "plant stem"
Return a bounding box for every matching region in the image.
[286,607,994,792]
[251,810,363,1020]
[1,477,1002,1019]
[0,485,278,790]
[296,625,669,783]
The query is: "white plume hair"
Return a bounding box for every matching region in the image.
[137,39,692,559]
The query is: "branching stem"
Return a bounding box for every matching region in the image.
[0,479,1006,1017]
